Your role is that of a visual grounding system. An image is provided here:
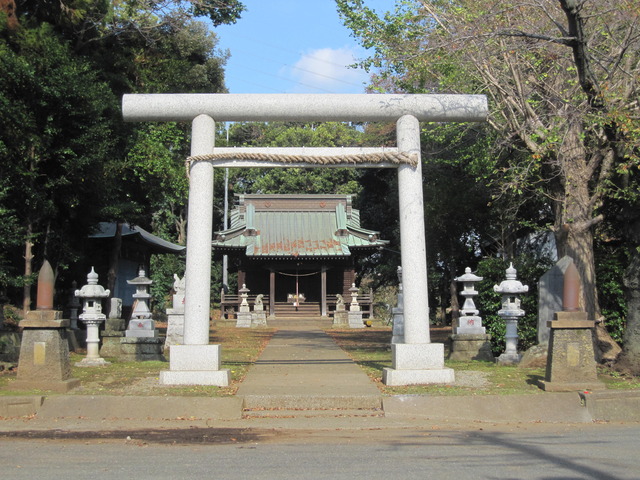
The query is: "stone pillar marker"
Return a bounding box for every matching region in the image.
[123,93,487,387]
[165,274,186,350]
[494,264,528,365]
[449,267,493,362]
[14,260,80,392]
[538,259,605,392]
[68,280,80,330]
[75,267,110,366]
[391,266,404,344]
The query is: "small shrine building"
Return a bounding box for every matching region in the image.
[212,194,388,318]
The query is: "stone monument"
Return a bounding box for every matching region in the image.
[75,267,111,366]
[14,260,80,392]
[100,297,126,357]
[333,294,348,326]
[448,267,493,361]
[348,283,364,328]
[537,260,605,392]
[251,293,267,326]
[236,284,252,328]
[391,266,404,344]
[538,256,574,345]
[165,274,186,350]
[65,280,81,352]
[494,264,528,365]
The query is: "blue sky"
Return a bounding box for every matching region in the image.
[214,1,391,94]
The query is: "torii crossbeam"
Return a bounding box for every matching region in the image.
[122,93,488,386]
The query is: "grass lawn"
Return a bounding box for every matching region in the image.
[326,327,640,396]
[1,325,638,397]
[0,326,274,397]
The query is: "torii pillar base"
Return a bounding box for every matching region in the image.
[159,345,230,386]
[383,343,455,386]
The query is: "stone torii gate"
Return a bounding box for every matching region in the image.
[122,93,488,386]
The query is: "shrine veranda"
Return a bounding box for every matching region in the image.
[122,93,488,386]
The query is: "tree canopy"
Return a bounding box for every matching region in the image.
[338,0,639,363]
[0,0,238,309]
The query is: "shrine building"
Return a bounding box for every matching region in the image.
[212,194,388,319]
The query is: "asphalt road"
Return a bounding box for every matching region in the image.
[1,423,638,479]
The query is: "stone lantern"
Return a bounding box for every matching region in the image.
[348,283,364,328]
[493,263,528,364]
[236,284,252,327]
[448,267,494,362]
[128,267,152,320]
[125,267,157,338]
[454,267,485,334]
[75,267,110,366]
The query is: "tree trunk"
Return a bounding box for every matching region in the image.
[449,263,460,329]
[553,121,621,363]
[619,215,640,374]
[176,214,187,245]
[106,221,123,301]
[620,251,640,374]
[22,222,34,314]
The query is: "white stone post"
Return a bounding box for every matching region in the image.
[159,114,230,386]
[184,114,215,345]
[396,115,430,344]
[382,115,455,385]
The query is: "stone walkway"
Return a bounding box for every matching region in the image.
[236,322,382,414]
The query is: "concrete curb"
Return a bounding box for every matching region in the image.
[383,392,594,423]
[580,390,640,422]
[2,391,639,424]
[35,395,243,420]
[0,396,44,417]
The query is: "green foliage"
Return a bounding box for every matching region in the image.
[0,21,118,292]
[223,122,366,196]
[476,256,552,355]
[596,247,628,344]
[0,1,234,304]
[149,253,185,314]
[338,0,637,348]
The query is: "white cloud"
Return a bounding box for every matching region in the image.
[284,47,370,93]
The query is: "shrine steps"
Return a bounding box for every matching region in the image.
[266,317,332,328]
[272,301,321,318]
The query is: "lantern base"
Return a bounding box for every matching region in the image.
[497,351,522,365]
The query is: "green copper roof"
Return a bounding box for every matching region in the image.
[212,194,387,258]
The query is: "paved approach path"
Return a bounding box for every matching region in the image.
[236,321,382,412]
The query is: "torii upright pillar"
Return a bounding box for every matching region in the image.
[122,93,487,386]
